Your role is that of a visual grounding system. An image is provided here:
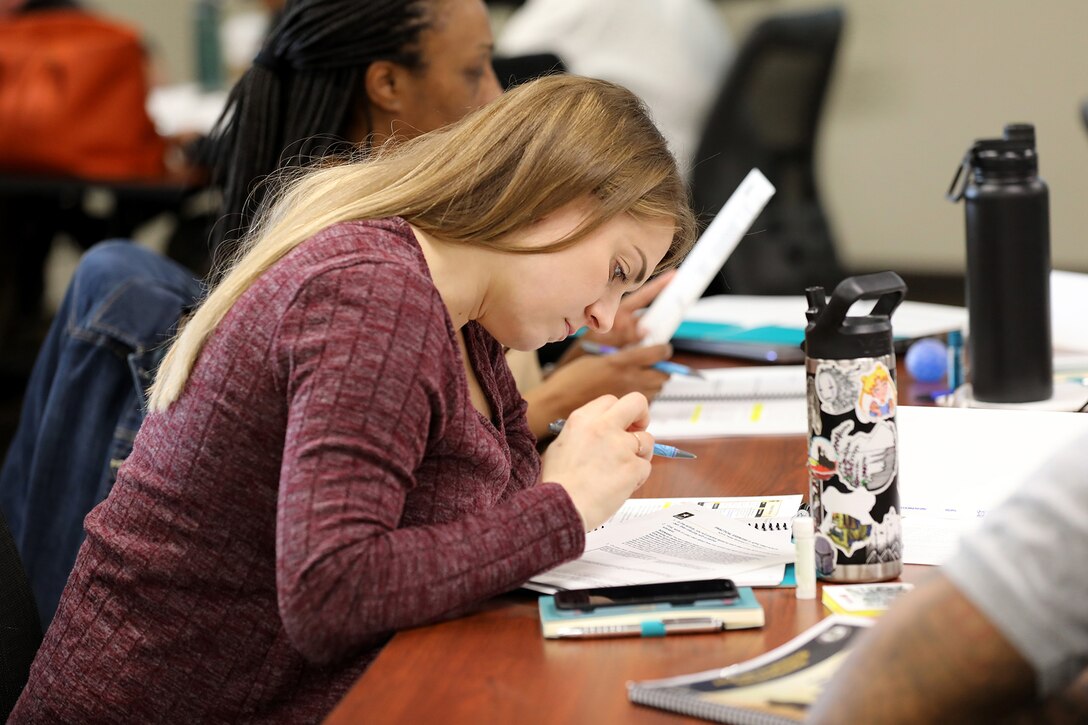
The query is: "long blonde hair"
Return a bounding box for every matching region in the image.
[150,75,697,411]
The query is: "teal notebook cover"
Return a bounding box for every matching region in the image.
[674,321,805,345]
[674,320,916,345]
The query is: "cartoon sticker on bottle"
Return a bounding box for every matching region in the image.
[807,436,837,482]
[856,362,896,421]
[829,419,897,495]
[814,362,859,416]
[807,375,822,436]
[814,534,837,577]
[864,509,903,566]
[819,485,877,556]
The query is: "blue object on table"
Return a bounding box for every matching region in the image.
[905,337,947,383]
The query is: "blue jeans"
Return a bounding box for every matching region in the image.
[0,241,202,627]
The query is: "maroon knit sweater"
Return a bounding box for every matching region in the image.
[12,218,585,723]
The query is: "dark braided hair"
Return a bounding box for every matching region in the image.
[202,0,433,256]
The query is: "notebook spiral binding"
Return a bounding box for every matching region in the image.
[746,520,790,532]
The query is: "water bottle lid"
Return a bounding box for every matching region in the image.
[804,272,907,360]
[948,123,1039,201]
[1003,123,1035,145]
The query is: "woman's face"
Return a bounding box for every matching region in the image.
[397,0,502,135]
[480,203,674,351]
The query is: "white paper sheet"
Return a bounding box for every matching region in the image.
[600,495,803,527]
[897,405,1088,565]
[1051,269,1088,353]
[527,507,796,592]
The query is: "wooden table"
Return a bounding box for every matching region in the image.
[326,359,935,723]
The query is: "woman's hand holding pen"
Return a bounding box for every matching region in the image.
[547,343,672,402]
[541,392,655,532]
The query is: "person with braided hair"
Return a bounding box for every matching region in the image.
[201,0,675,441]
[204,0,503,256]
[12,73,697,723]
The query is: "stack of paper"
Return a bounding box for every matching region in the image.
[526,495,802,592]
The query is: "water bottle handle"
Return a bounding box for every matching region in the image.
[946,149,972,202]
[811,271,907,335]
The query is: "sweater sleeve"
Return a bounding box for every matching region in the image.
[273,262,584,665]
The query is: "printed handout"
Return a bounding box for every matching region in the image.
[526,507,795,593]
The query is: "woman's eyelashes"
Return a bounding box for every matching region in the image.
[610,260,629,284]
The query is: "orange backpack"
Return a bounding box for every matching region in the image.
[0,10,167,180]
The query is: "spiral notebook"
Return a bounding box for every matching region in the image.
[648,366,807,439]
[628,616,873,724]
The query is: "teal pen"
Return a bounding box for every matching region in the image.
[579,341,706,379]
[547,419,697,459]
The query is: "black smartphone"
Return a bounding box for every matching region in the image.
[552,579,739,611]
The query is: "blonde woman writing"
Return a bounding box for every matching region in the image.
[13,75,696,722]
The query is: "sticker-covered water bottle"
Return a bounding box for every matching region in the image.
[804,272,906,582]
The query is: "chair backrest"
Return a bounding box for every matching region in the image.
[0,508,41,719]
[492,53,567,90]
[691,6,846,295]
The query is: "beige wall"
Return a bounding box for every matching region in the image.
[89,0,192,84]
[724,0,1088,274]
[94,0,1088,274]
[89,0,266,86]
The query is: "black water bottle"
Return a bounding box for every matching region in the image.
[948,123,1052,403]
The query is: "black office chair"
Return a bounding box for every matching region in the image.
[692,6,846,296]
[0,508,41,719]
[492,53,567,90]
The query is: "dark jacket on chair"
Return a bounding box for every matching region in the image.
[0,241,201,627]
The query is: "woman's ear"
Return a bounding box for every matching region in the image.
[364,60,404,114]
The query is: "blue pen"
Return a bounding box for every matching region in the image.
[547,419,697,460]
[579,341,706,379]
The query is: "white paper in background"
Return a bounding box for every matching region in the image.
[649,397,807,440]
[601,495,803,528]
[942,380,1088,412]
[147,84,228,137]
[638,169,775,346]
[683,295,968,340]
[897,405,1088,565]
[648,366,808,439]
[525,507,795,592]
[1050,270,1088,353]
[654,365,806,401]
